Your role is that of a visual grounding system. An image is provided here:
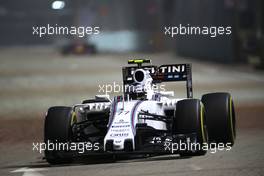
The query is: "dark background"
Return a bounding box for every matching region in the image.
[0,0,263,65]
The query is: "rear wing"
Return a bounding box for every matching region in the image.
[122,61,193,98]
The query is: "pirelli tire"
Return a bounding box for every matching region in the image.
[201,92,236,146]
[173,99,208,157]
[44,106,73,164]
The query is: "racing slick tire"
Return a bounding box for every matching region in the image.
[173,99,208,157]
[44,106,73,164]
[201,92,236,146]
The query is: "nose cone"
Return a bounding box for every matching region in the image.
[105,138,134,151]
[113,139,123,150]
[105,128,134,151]
[104,100,142,152]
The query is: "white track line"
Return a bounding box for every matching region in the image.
[11,167,47,176]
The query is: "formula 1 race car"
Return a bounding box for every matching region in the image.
[61,42,96,55]
[44,59,236,164]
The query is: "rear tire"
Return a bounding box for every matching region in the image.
[201,92,236,146]
[173,99,208,157]
[44,106,73,164]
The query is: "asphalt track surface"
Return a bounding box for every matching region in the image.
[0,47,264,176]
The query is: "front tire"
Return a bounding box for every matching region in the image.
[201,92,236,146]
[44,106,73,164]
[173,99,208,157]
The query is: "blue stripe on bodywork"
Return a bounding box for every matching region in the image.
[107,96,119,129]
[130,100,143,134]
